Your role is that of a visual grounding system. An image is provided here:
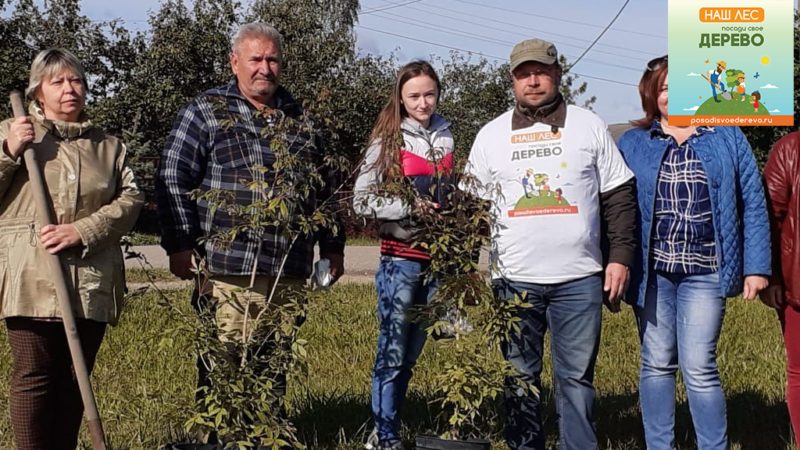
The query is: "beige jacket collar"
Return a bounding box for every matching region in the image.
[29,102,93,140]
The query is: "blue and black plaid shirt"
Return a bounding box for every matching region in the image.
[650,121,717,274]
[156,80,345,278]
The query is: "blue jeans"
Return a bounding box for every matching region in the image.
[493,274,603,450]
[710,75,725,101]
[372,257,438,446]
[635,271,727,450]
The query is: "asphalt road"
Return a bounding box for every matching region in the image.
[125,245,490,285]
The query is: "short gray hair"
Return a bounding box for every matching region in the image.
[231,22,283,60]
[25,48,87,101]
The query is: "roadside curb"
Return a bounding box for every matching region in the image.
[127,273,376,292]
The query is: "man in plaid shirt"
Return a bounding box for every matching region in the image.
[155,22,345,408]
[156,22,344,282]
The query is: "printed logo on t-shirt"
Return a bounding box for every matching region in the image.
[507,131,578,218]
[510,130,563,161]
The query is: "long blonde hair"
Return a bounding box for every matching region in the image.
[366,60,441,180]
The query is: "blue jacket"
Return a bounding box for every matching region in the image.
[617,125,770,305]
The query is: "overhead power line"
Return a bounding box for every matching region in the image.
[362,0,660,61]
[371,11,644,72]
[355,24,639,87]
[403,3,657,61]
[357,24,507,59]
[373,11,510,46]
[361,0,423,14]
[569,0,630,68]
[451,0,666,39]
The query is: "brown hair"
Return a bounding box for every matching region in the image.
[631,57,668,129]
[365,60,441,180]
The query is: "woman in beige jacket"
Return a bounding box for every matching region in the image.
[0,48,143,450]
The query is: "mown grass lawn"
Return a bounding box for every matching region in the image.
[0,282,792,449]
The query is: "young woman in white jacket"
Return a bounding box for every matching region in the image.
[353,60,454,450]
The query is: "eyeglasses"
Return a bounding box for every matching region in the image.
[646,55,668,72]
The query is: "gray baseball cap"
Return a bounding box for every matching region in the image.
[510,38,559,72]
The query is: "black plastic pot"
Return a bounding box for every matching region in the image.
[168,445,221,450]
[169,445,279,450]
[415,435,491,449]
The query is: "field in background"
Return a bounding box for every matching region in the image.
[0,283,792,449]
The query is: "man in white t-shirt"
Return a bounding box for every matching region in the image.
[464,38,637,450]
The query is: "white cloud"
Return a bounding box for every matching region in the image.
[683,106,699,111]
[687,72,702,77]
[760,84,779,89]
[770,109,781,113]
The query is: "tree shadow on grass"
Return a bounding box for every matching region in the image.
[594,389,791,449]
[290,389,506,449]
[290,391,373,448]
[594,390,644,449]
[290,387,792,449]
[726,390,792,449]
[290,387,645,449]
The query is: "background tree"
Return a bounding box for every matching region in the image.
[95,0,240,148]
[0,0,136,117]
[321,54,397,162]
[1,0,598,237]
[0,0,36,107]
[438,53,513,160]
[87,0,241,232]
[248,0,388,164]
[561,55,597,109]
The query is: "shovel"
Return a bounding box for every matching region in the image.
[9,91,108,450]
[701,74,732,100]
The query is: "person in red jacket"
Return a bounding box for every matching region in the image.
[762,130,800,445]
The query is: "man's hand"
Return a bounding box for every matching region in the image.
[169,249,195,280]
[415,199,441,216]
[603,262,630,313]
[39,224,82,254]
[324,252,344,285]
[760,284,785,310]
[742,275,769,300]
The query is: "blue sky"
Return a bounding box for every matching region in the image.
[356,0,666,124]
[14,0,800,125]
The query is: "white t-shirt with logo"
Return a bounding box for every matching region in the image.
[465,106,633,284]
